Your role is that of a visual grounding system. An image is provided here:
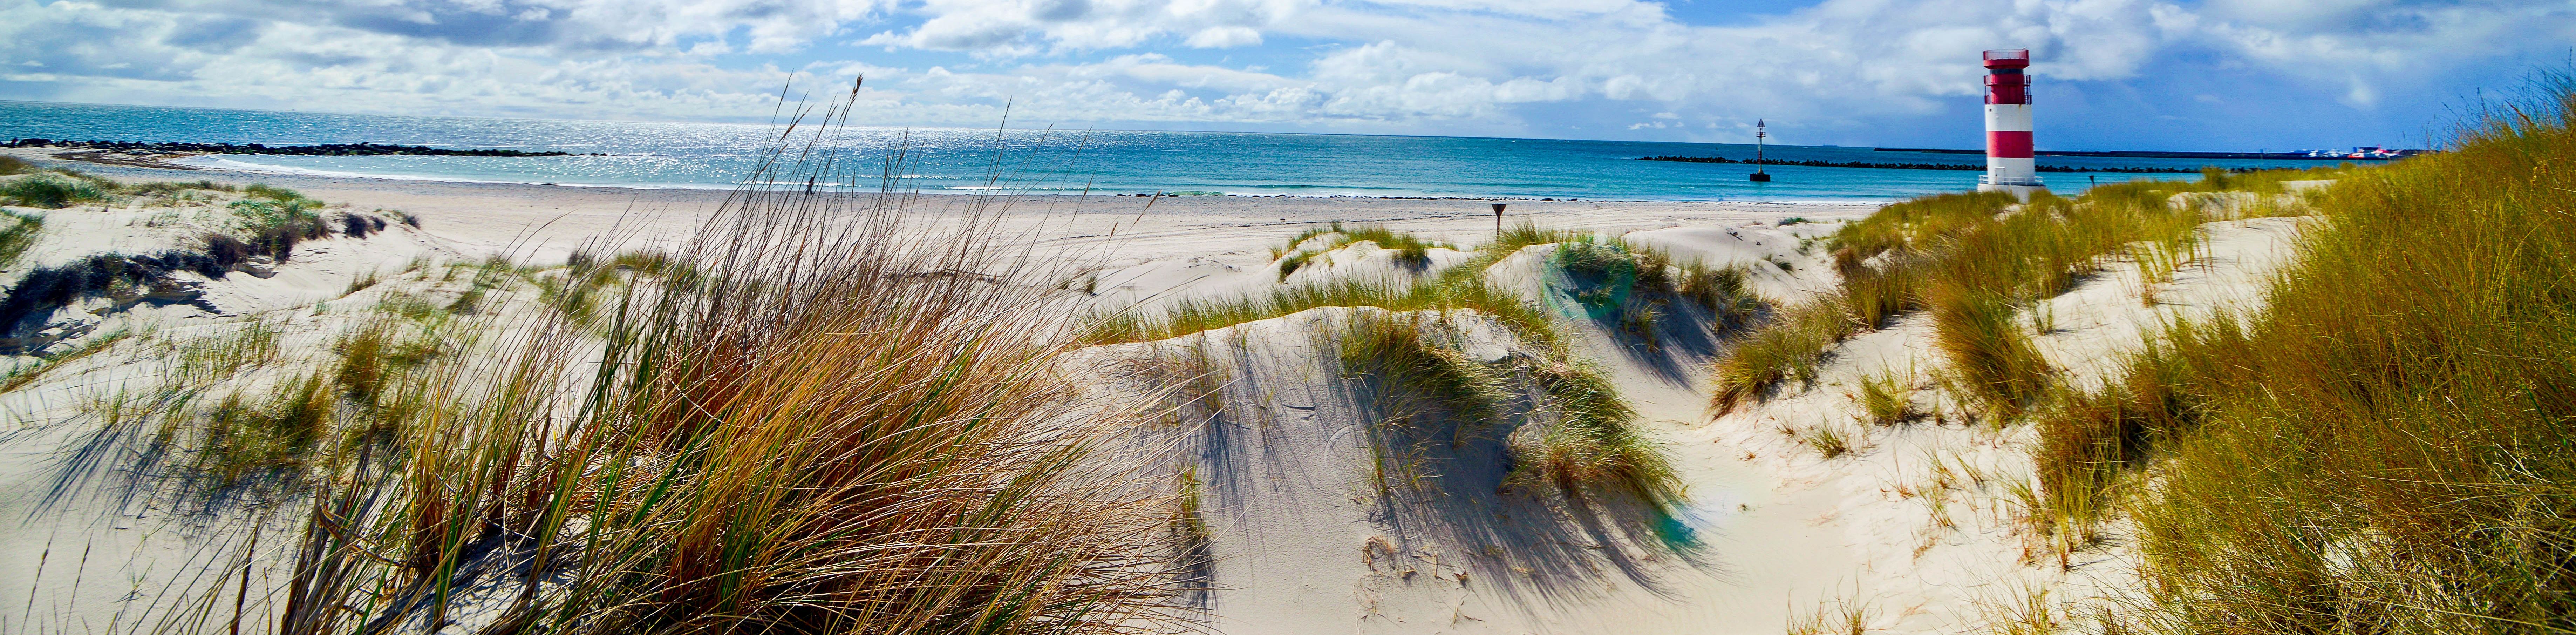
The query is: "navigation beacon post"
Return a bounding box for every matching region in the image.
[1749,119,1771,182]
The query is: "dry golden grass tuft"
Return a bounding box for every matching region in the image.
[2035,69,2576,632]
[1709,162,2267,419]
[116,90,1205,635]
[1334,310,1683,514]
[1707,298,1851,413]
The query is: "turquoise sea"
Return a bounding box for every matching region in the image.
[0,100,2344,202]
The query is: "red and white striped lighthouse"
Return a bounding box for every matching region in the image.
[1978,49,2041,197]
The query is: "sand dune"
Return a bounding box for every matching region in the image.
[0,155,2313,633]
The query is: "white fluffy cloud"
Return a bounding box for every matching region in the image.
[4,0,2570,144]
[861,0,1302,54]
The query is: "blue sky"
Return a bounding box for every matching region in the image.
[3,0,2569,151]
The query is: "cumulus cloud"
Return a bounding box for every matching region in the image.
[2,0,2570,144]
[96,0,895,52]
[0,1,810,120]
[861,0,1298,54]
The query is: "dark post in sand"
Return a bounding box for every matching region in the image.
[1491,202,1507,235]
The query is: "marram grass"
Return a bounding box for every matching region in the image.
[1709,165,2247,417]
[1707,297,1850,413]
[1334,310,1683,515]
[129,99,1199,635]
[1097,219,1718,515]
[2035,70,2576,632]
[1081,276,1556,346]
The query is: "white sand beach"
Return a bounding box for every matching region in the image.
[0,150,2310,634]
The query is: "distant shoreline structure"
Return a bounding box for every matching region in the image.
[1639,155,2256,174]
[0,93,2328,201]
[1872,146,2419,160]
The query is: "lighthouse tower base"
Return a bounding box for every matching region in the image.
[1977,182,2043,202]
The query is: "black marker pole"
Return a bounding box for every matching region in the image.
[1750,119,1773,182]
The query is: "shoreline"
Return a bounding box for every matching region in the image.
[1872,146,2412,160]
[1640,154,2258,173]
[1,146,1878,266]
[9,146,1908,206]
